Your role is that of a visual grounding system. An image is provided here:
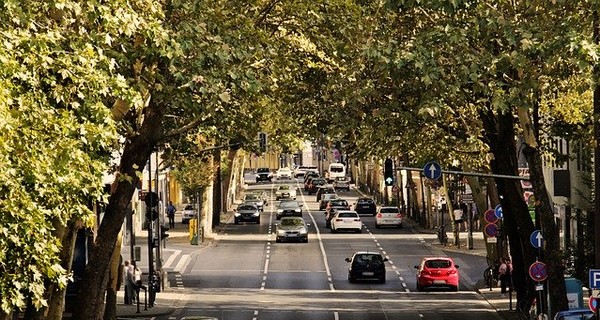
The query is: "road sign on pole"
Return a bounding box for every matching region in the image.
[485,223,498,238]
[484,209,498,224]
[589,297,598,313]
[530,230,543,249]
[589,269,600,289]
[529,261,548,282]
[423,161,442,180]
[494,204,503,219]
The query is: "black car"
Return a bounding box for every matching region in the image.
[307,178,327,194]
[255,167,272,182]
[316,185,336,202]
[345,251,388,283]
[354,197,377,216]
[234,203,261,224]
[276,200,303,220]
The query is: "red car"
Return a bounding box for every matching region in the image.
[414,257,460,291]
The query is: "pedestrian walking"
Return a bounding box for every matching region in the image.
[123,260,137,304]
[499,257,513,296]
[167,201,176,229]
[471,203,480,230]
[453,203,464,232]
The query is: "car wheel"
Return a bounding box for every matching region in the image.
[234,219,239,225]
[398,223,403,229]
[331,227,336,233]
[325,222,330,228]
[256,219,260,224]
[275,238,281,243]
[375,224,380,229]
[452,284,459,292]
[348,275,355,283]
[303,238,308,243]
[276,216,281,220]
[379,275,386,284]
[356,228,362,233]
[416,282,421,291]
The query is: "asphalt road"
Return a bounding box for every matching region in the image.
[148,178,500,320]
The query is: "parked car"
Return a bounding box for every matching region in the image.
[234,203,261,224]
[275,167,292,180]
[345,251,388,283]
[354,197,377,216]
[332,176,351,191]
[180,204,197,224]
[376,206,403,228]
[276,200,303,219]
[553,308,594,320]
[319,193,339,210]
[307,178,327,194]
[414,257,460,291]
[275,185,297,200]
[330,210,362,233]
[244,193,265,211]
[255,167,272,182]
[275,216,309,243]
[316,185,336,202]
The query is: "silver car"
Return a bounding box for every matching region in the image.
[180,204,197,224]
[244,193,265,211]
[275,217,309,243]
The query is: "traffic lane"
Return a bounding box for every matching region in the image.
[267,226,330,290]
[440,249,488,289]
[184,239,267,289]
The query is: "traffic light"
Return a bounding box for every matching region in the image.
[258,132,267,152]
[160,226,169,240]
[384,158,394,186]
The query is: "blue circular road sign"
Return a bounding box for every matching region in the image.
[423,161,442,180]
[529,261,548,282]
[494,204,503,219]
[530,230,543,249]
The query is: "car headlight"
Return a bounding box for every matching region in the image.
[299,228,307,235]
[294,209,301,213]
[277,209,284,214]
[253,212,260,216]
[277,230,286,236]
[234,213,241,217]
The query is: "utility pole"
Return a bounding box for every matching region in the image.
[594,9,600,271]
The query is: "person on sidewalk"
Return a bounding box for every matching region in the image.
[167,201,176,229]
[453,203,464,232]
[498,257,513,296]
[123,260,137,304]
[471,203,481,231]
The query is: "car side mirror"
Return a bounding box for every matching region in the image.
[300,204,303,207]
[345,258,352,263]
[455,265,459,268]
[306,223,311,227]
[414,266,419,269]
[383,258,389,262]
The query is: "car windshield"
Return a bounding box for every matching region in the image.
[281,219,304,226]
[257,168,270,173]
[380,207,399,213]
[279,186,290,190]
[425,259,452,268]
[245,194,258,200]
[239,205,256,210]
[184,205,194,210]
[279,202,298,208]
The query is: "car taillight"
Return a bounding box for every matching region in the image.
[335,219,343,221]
[354,219,360,222]
[447,269,457,275]
[376,213,383,218]
[421,269,430,275]
[396,213,402,218]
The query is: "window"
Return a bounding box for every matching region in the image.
[425,259,452,268]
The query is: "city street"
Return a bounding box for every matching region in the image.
[119,178,511,320]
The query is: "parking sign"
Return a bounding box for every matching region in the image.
[590,269,600,289]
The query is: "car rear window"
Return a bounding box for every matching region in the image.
[425,259,452,268]
[331,200,348,206]
[338,212,358,218]
[380,208,399,213]
[184,205,194,210]
[257,168,270,173]
[330,167,344,173]
[357,199,374,205]
[354,254,383,265]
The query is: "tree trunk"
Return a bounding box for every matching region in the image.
[72,100,165,320]
[480,108,537,309]
[212,149,222,228]
[222,149,238,212]
[103,233,123,320]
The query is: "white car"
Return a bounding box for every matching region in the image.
[275,185,297,200]
[375,206,403,228]
[294,165,318,178]
[330,210,362,233]
[180,204,197,224]
[276,167,292,180]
